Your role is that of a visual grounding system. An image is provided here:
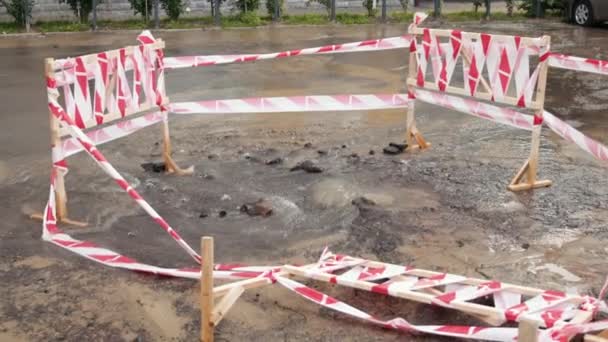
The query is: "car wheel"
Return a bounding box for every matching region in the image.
[572,0,594,26]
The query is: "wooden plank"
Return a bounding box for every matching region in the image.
[517,317,539,342]
[407,78,541,110]
[408,27,545,48]
[212,285,244,325]
[59,103,159,137]
[52,40,165,71]
[201,237,214,342]
[46,57,68,221]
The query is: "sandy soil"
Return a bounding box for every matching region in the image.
[1,20,608,341]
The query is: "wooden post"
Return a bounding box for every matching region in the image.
[45,58,68,222]
[517,317,539,342]
[201,237,214,342]
[405,31,429,151]
[508,35,552,192]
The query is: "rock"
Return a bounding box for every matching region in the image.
[349,153,359,158]
[304,142,313,148]
[521,242,530,250]
[208,154,218,160]
[389,142,407,151]
[199,210,209,218]
[317,150,328,155]
[369,150,375,155]
[341,144,347,149]
[140,162,166,173]
[218,210,227,218]
[127,232,136,237]
[240,199,273,217]
[265,157,283,165]
[382,146,402,155]
[351,196,376,207]
[290,160,323,173]
[203,173,215,180]
[221,194,231,201]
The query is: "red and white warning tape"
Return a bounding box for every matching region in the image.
[162,13,428,70]
[169,94,411,115]
[47,78,202,263]
[549,54,608,76]
[543,110,608,163]
[43,170,274,279]
[414,88,534,130]
[60,111,164,158]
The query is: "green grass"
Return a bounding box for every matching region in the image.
[443,10,528,21]
[0,10,560,34]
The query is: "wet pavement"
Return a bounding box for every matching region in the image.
[1,21,608,341]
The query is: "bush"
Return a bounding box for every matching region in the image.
[59,0,101,23]
[161,0,184,20]
[471,0,483,12]
[236,11,261,24]
[362,0,377,17]
[0,0,34,27]
[518,0,566,16]
[306,0,331,16]
[265,0,283,17]
[233,0,259,13]
[505,0,514,15]
[127,0,153,20]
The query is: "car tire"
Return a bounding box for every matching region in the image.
[572,0,595,26]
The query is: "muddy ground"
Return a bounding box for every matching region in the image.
[1,20,608,341]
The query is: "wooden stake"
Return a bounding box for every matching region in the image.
[508,35,552,192]
[45,58,68,222]
[201,237,214,342]
[212,285,244,325]
[405,33,430,151]
[517,317,539,342]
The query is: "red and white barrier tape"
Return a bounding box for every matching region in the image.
[543,110,608,162]
[549,54,608,76]
[414,88,534,130]
[274,274,608,342]
[163,36,413,69]
[43,170,274,279]
[47,79,201,263]
[60,111,164,158]
[169,94,411,115]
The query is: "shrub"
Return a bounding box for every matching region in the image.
[161,0,184,20]
[518,0,566,17]
[59,0,101,23]
[0,0,34,27]
[362,0,377,17]
[265,0,283,17]
[127,0,153,20]
[505,0,514,15]
[306,0,331,16]
[233,0,259,13]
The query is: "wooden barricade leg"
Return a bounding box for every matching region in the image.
[161,110,194,175]
[508,35,552,192]
[201,237,215,342]
[517,318,539,342]
[405,36,430,152]
[31,58,87,227]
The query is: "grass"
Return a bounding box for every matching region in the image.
[0,10,561,34]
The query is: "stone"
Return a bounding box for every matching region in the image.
[382,146,401,155]
[240,199,273,217]
[351,196,376,207]
[265,157,283,165]
[290,160,323,173]
[140,162,166,173]
[218,210,227,218]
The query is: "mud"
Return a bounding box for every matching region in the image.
[1,21,608,341]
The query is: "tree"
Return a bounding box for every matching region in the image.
[0,0,34,27]
[160,0,183,20]
[59,0,101,23]
[234,0,260,13]
[128,0,153,21]
[265,0,283,17]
